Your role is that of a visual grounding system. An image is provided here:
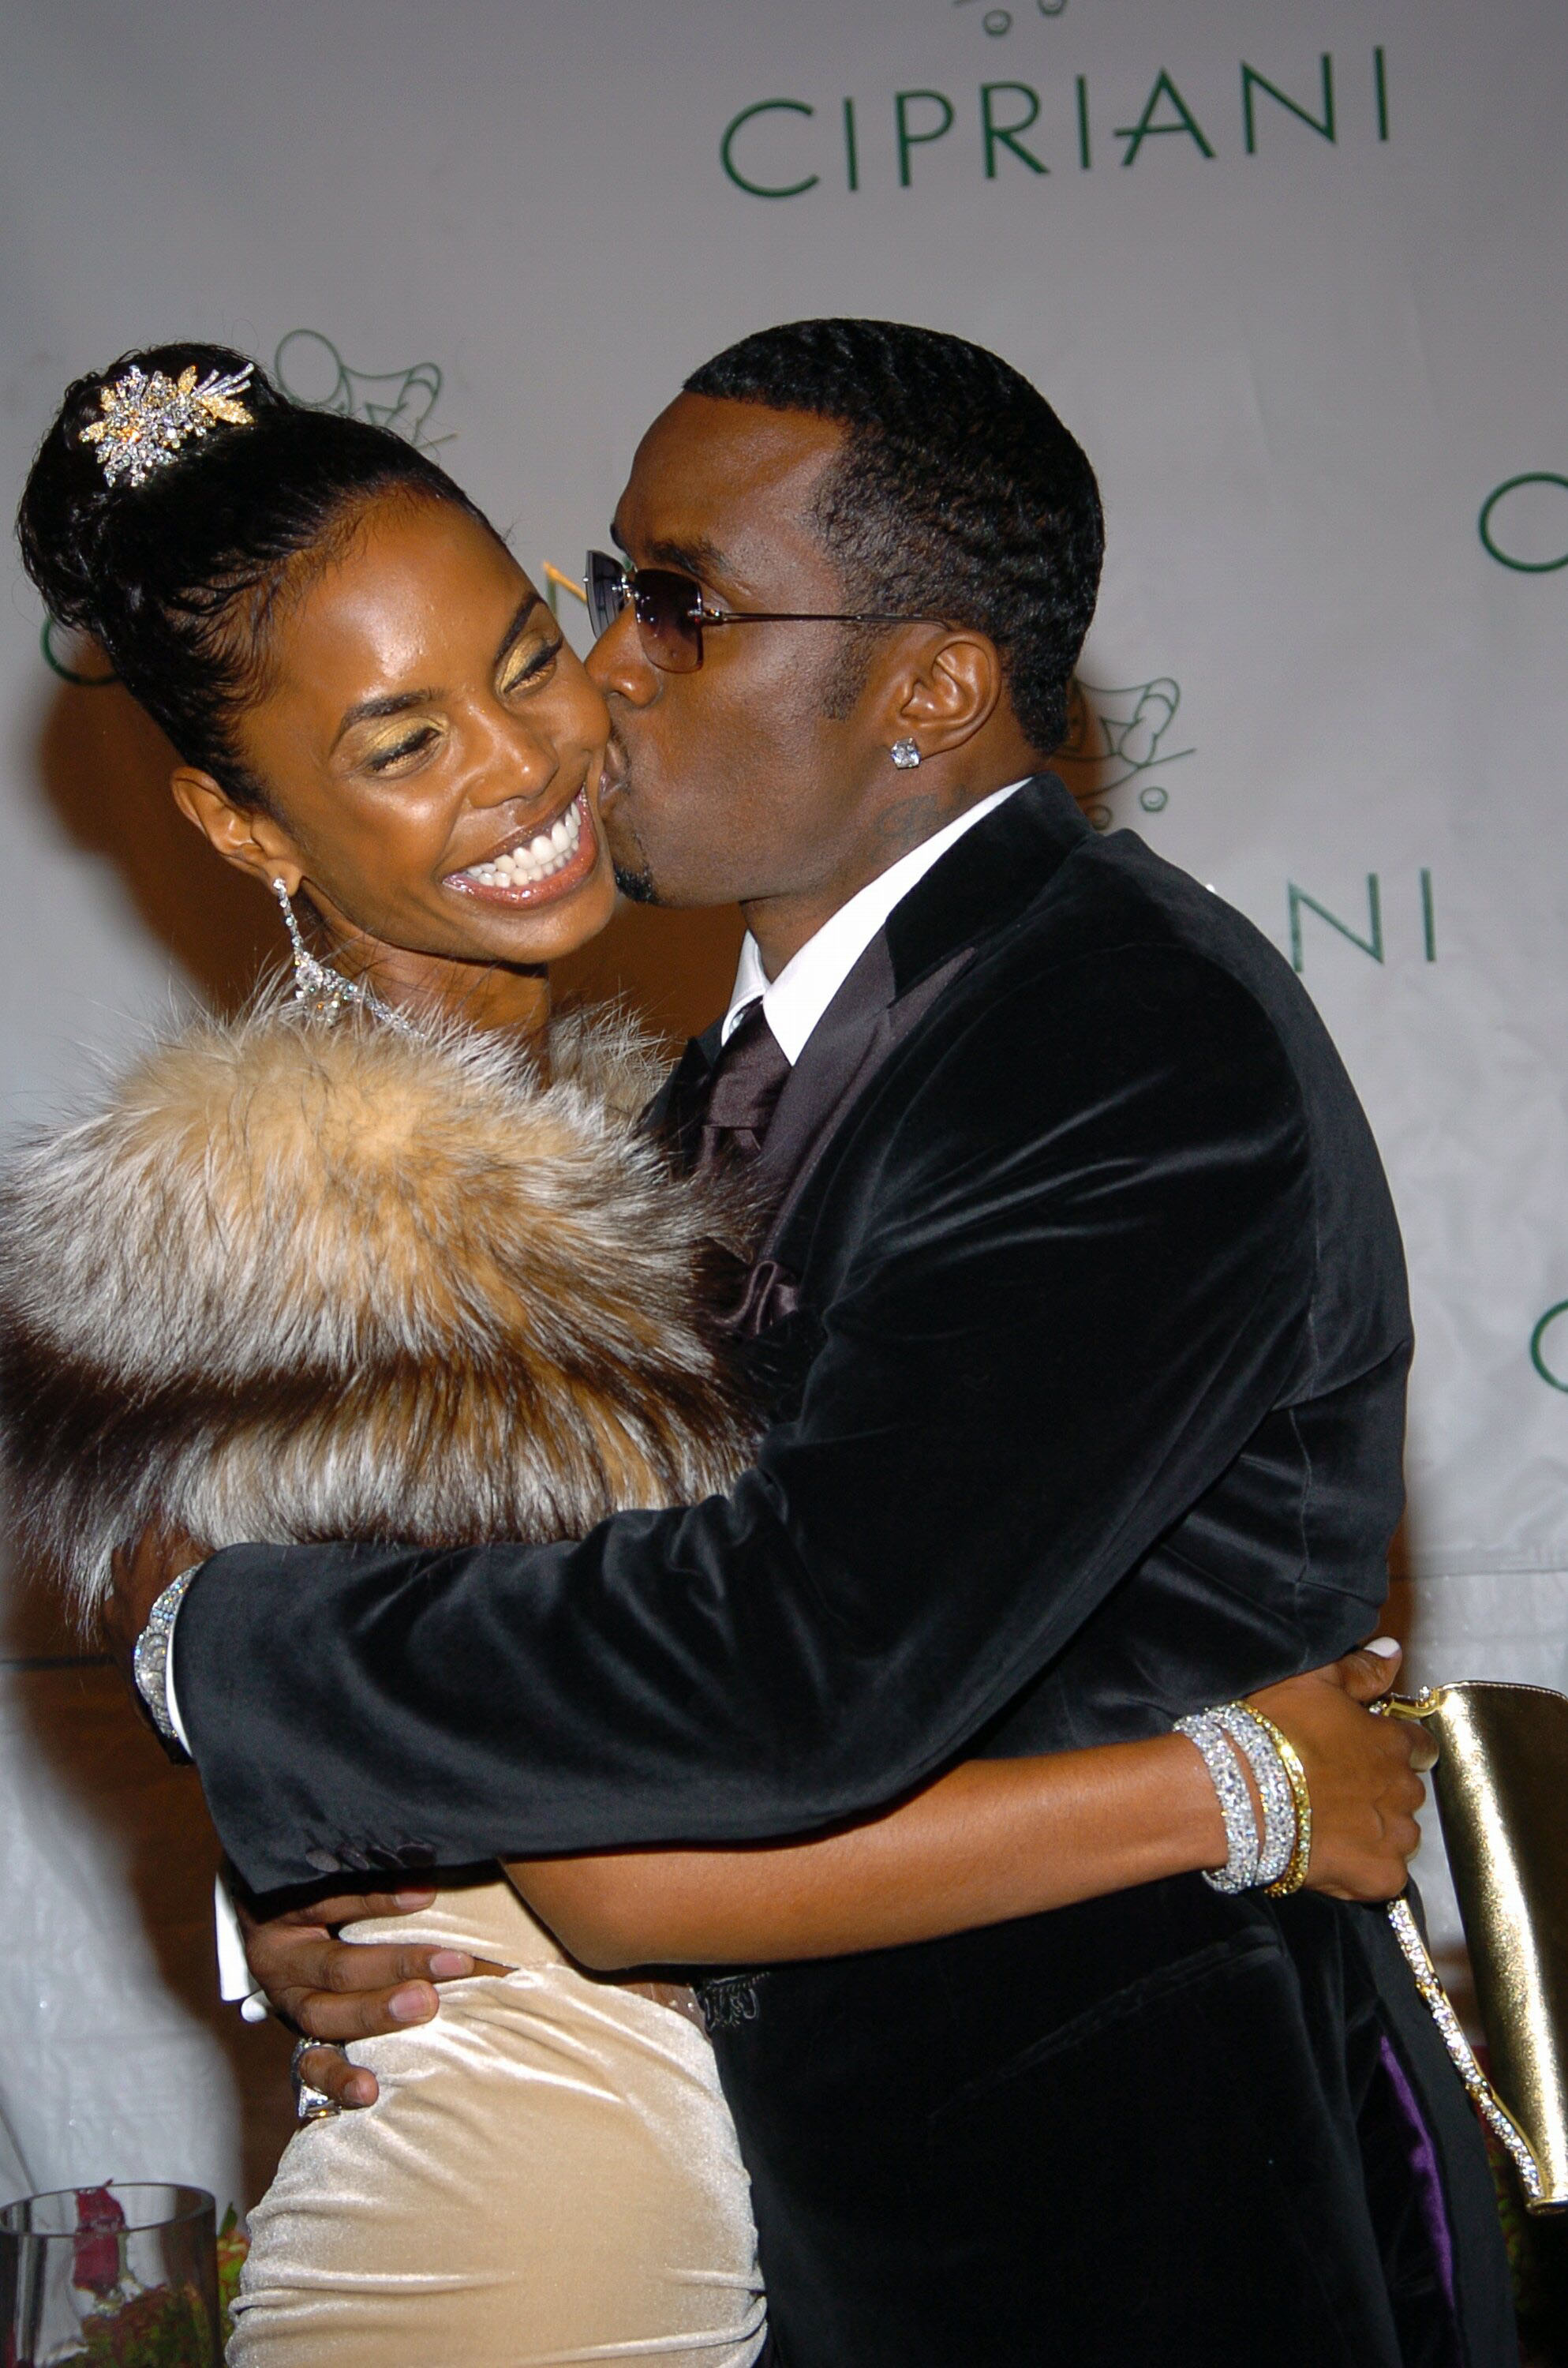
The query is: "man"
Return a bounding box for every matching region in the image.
[115,320,1508,2362]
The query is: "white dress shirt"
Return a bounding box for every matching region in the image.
[721,778,1027,1057]
[192,774,1030,2010]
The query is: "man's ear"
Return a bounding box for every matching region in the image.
[170,766,303,896]
[883,630,1003,760]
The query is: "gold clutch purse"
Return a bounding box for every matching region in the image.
[1381,1680,1568,2211]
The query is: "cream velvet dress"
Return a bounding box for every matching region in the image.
[229,1871,766,2365]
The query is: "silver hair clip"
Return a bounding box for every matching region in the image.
[78,361,255,489]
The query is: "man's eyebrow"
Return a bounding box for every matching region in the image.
[330,687,436,751]
[608,519,732,585]
[646,534,730,583]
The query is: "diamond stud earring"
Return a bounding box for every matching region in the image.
[890,738,922,770]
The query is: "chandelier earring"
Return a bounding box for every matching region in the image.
[270,875,407,1031]
[889,738,922,771]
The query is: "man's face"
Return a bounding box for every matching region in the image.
[589,394,892,918]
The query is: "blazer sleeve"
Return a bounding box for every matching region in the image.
[178,947,1319,1894]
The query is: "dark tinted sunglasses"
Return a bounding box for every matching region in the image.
[586,549,948,674]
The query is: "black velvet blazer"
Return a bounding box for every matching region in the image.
[179,777,1413,1894]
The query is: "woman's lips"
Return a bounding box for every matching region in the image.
[443,789,598,908]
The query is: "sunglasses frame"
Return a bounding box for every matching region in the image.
[586,550,950,673]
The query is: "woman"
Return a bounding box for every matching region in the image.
[6,347,1426,2365]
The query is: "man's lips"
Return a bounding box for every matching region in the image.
[443,788,598,906]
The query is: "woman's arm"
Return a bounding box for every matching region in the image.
[507,1645,1425,1969]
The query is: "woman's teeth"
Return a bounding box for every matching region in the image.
[458,796,584,890]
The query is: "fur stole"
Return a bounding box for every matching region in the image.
[0,995,758,1621]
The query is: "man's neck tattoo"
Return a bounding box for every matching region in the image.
[872,793,950,855]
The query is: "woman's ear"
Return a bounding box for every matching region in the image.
[170,766,304,896]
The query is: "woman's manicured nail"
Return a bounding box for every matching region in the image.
[392,1889,436,1910]
[428,1950,473,1978]
[389,1984,436,2024]
[1365,1636,1401,1658]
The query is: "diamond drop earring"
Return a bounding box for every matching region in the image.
[271,875,313,983]
[272,876,365,1021]
[890,737,922,770]
[271,877,418,1036]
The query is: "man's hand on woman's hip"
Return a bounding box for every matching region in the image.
[238,1890,479,2111]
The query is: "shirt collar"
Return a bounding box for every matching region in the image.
[722,779,1030,1064]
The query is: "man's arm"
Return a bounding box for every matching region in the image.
[174,951,1319,1894]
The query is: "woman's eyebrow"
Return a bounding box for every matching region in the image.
[328,597,548,750]
[330,687,436,751]
[493,594,548,669]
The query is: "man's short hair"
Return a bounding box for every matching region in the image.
[684,318,1103,753]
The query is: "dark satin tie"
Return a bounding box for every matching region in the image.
[694,999,791,1175]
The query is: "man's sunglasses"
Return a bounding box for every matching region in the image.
[586,549,947,675]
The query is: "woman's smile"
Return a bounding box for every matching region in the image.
[444,785,600,908]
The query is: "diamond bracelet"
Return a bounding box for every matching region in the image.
[1213,1703,1298,1887]
[132,1564,204,1744]
[1174,1710,1260,1892]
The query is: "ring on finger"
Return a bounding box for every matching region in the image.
[290,2035,344,2122]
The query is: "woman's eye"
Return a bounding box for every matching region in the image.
[500,638,563,698]
[365,725,440,774]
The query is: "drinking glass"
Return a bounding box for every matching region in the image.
[0,2183,219,2366]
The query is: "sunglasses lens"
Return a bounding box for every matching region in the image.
[631,568,704,673]
[585,550,630,640]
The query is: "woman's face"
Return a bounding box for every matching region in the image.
[207,491,617,972]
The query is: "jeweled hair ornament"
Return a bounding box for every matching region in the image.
[78,361,255,490]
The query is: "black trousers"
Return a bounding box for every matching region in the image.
[710,1880,1514,2368]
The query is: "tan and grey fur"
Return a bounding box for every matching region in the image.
[0,996,758,1623]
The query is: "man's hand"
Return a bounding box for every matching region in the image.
[103,1523,209,1690]
[1248,1639,1437,1902]
[238,1891,477,2111]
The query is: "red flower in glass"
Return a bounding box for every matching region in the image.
[73,2186,125,2296]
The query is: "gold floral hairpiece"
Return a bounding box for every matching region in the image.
[78,361,255,490]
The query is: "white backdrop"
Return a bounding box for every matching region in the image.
[3,0,1567,2213]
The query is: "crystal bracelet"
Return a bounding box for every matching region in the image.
[132,1563,203,1744]
[1213,1703,1297,1887]
[1241,1707,1313,1897]
[1174,1710,1259,1892]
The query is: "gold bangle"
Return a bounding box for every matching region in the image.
[1244,1708,1312,1896]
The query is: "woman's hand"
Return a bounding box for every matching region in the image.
[1245,1640,1435,1902]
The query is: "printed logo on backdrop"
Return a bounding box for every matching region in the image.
[1284,871,1436,978]
[720,43,1390,197]
[40,332,451,686]
[955,0,1067,39]
[40,619,117,688]
[1478,474,1568,575]
[1054,676,1191,833]
[1530,1302,1568,1394]
[272,332,450,449]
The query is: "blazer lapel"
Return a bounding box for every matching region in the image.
[757,774,1091,1220]
[884,770,1091,998]
[646,774,1093,1287]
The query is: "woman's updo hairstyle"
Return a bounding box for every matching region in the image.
[17,343,488,807]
